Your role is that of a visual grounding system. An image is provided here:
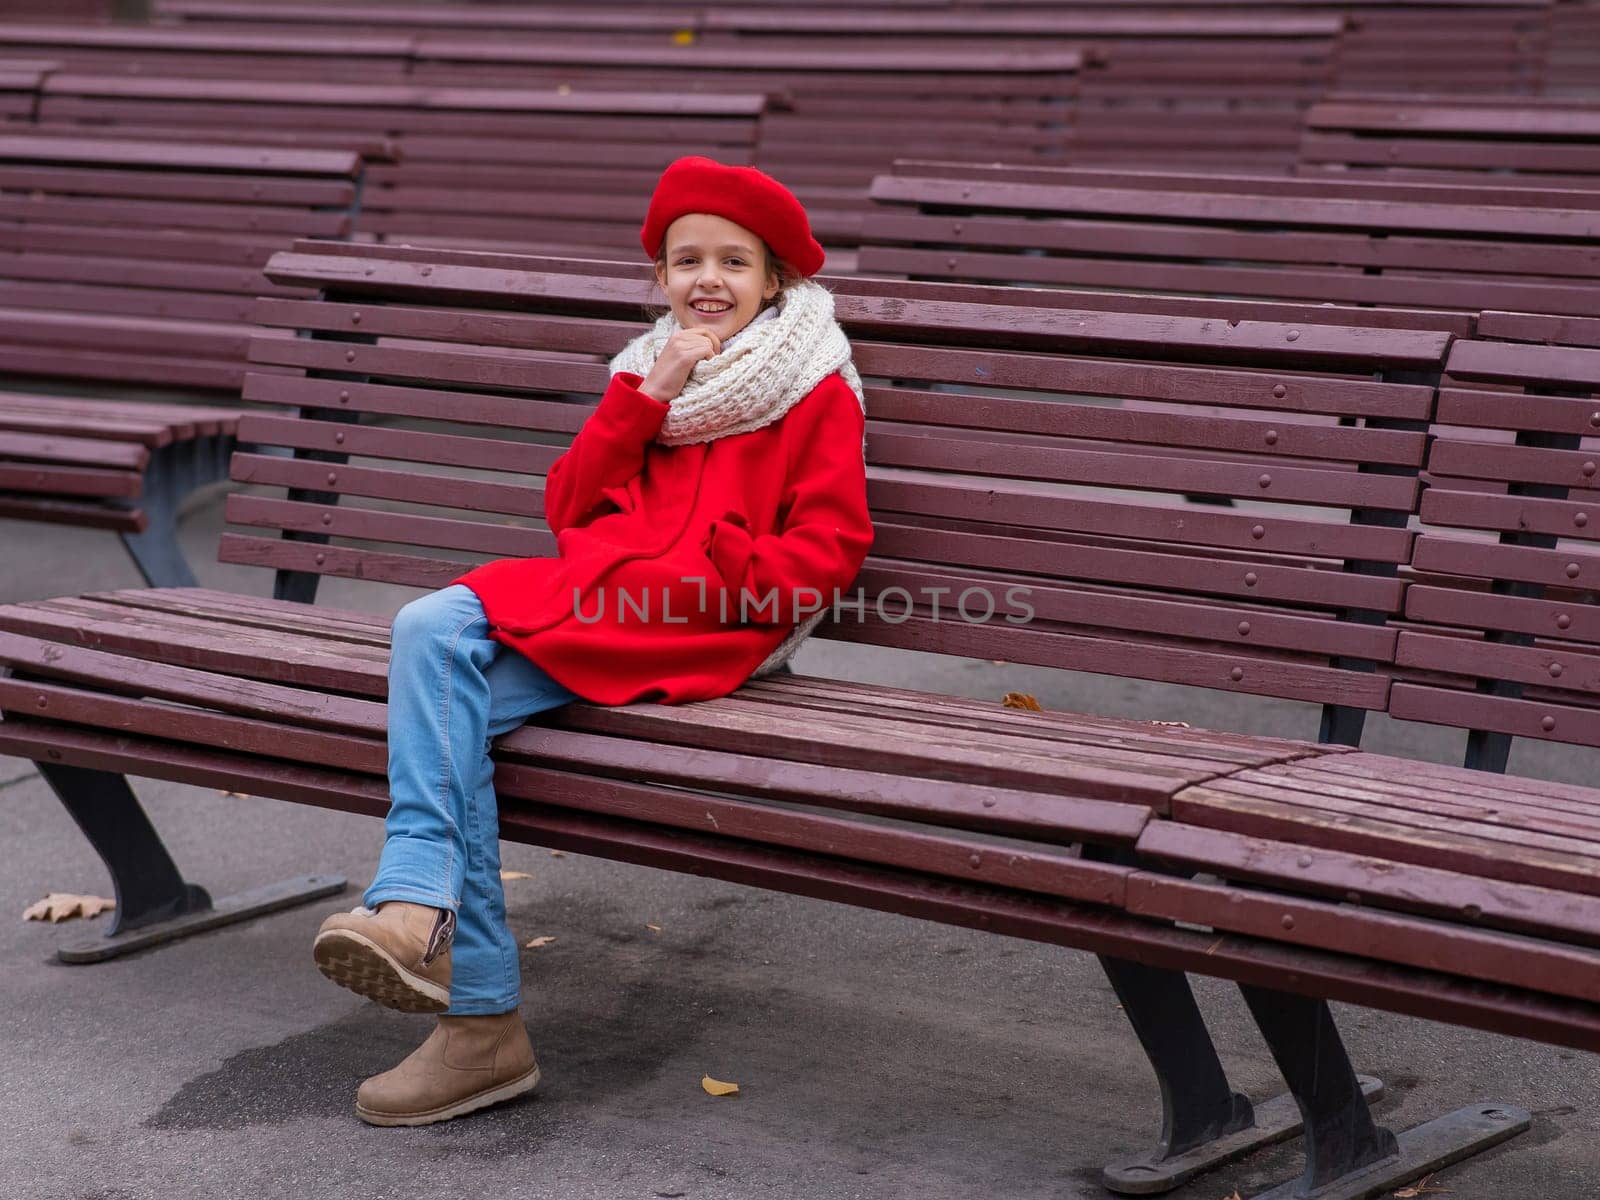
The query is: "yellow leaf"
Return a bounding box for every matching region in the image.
[701,1075,739,1096]
[524,936,557,949]
[1002,692,1042,711]
[500,870,532,881]
[1395,1175,1450,1198]
[23,893,116,923]
[673,29,696,45]
[646,922,662,933]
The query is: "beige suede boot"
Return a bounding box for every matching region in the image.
[313,902,454,1013]
[355,1012,541,1127]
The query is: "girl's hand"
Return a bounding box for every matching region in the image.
[638,327,722,404]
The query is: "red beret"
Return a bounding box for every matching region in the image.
[641,156,825,278]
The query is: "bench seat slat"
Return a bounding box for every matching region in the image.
[1125,872,1600,1004]
[1172,783,1600,898]
[0,461,140,499]
[1137,822,1600,950]
[0,494,145,532]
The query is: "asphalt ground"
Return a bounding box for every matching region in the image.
[3,484,1598,1200]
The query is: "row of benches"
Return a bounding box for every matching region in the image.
[5,241,1596,1199]
[7,88,1600,576]
[148,0,1579,96]
[0,7,1582,172]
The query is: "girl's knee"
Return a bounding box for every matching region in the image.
[392,586,477,651]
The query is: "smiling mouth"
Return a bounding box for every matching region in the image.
[690,301,734,315]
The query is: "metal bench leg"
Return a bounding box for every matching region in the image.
[37,761,346,963]
[118,438,216,588]
[1100,959,1383,1195]
[1237,985,1528,1200]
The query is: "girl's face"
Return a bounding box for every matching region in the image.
[656,213,780,341]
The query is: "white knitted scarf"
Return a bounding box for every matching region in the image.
[607,279,867,678]
[609,279,865,445]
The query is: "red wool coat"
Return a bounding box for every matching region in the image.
[456,370,873,705]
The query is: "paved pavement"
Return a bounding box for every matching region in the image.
[2,486,1597,1200]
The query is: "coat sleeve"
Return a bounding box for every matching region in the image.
[704,378,873,625]
[543,373,669,536]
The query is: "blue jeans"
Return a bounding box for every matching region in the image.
[365,584,580,1015]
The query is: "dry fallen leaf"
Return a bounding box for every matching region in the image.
[1394,1175,1450,1198]
[1002,692,1042,711]
[219,790,250,799]
[524,936,557,949]
[1150,720,1192,729]
[646,923,662,933]
[500,870,532,881]
[701,1075,740,1097]
[549,850,566,858]
[24,893,116,923]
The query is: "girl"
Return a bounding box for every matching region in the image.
[309,156,873,1127]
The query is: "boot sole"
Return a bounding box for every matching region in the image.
[355,1063,541,1127]
[312,928,450,1014]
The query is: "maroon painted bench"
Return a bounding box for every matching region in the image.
[695,8,1340,170]
[406,38,1080,258]
[1299,95,1600,190]
[0,133,366,585]
[29,72,771,258]
[6,244,1595,1200]
[1395,311,1600,771]
[152,0,703,35]
[860,164,1600,316]
[0,23,415,83]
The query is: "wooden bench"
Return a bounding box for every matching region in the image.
[6,244,1595,1199]
[0,23,416,83]
[152,0,703,36]
[695,8,1340,169]
[1300,95,1600,189]
[861,164,1600,316]
[1394,311,1600,770]
[29,72,771,257]
[0,133,366,585]
[0,60,54,125]
[406,38,1080,255]
[1546,0,1600,96]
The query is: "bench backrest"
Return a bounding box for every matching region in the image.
[1399,314,1600,768]
[699,9,1340,168]
[0,24,415,83]
[1300,96,1600,189]
[860,167,1600,317]
[31,74,770,257]
[0,134,364,392]
[153,0,702,35]
[1545,0,1600,96]
[233,242,1449,748]
[406,41,1081,193]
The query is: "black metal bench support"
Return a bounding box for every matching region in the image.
[1238,985,1529,1200]
[1099,957,1384,1196]
[118,434,234,589]
[37,760,345,963]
